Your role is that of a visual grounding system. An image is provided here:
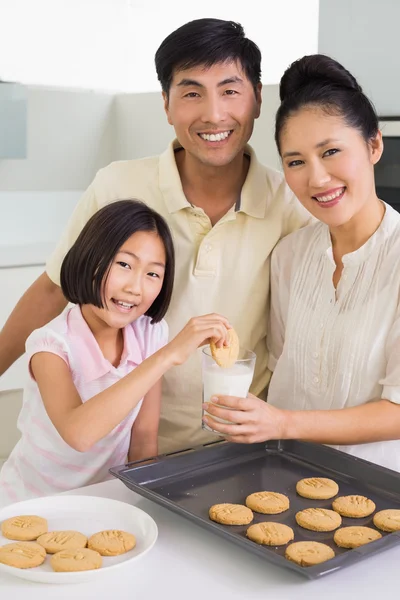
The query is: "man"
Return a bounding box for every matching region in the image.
[0,18,309,453]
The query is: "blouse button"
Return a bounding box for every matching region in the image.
[313,376,319,383]
[313,352,319,359]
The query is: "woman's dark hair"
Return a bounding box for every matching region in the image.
[155,18,261,96]
[275,54,379,153]
[60,200,175,323]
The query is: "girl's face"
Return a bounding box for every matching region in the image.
[279,107,383,228]
[94,230,166,329]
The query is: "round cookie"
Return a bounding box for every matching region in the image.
[87,530,136,556]
[210,328,239,368]
[334,526,382,548]
[373,509,400,532]
[209,503,253,525]
[285,541,335,567]
[37,530,88,554]
[246,522,294,546]
[295,508,342,532]
[245,491,289,515]
[0,542,46,569]
[50,548,102,572]
[1,515,48,541]
[332,495,376,518]
[296,477,339,500]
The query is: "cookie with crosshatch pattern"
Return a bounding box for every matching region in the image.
[209,503,253,525]
[210,328,240,368]
[332,495,375,518]
[246,522,294,546]
[296,477,339,500]
[245,491,289,514]
[1,515,48,541]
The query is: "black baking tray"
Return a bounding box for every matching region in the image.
[109,440,400,579]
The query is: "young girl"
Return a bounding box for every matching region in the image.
[0,200,230,503]
[202,55,400,472]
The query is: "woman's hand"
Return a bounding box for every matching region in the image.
[202,393,288,443]
[166,313,231,366]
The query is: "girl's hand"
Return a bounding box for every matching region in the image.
[166,313,231,366]
[202,393,288,443]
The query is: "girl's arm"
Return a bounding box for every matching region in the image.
[127,379,162,462]
[202,394,400,445]
[31,313,230,452]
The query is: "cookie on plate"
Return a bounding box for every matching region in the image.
[37,530,88,554]
[209,503,253,525]
[332,495,375,518]
[373,509,400,532]
[285,541,335,566]
[0,542,46,569]
[88,530,136,556]
[50,548,102,572]
[210,328,239,368]
[246,522,294,546]
[334,526,382,548]
[296,477,339,500]
[245,491,289,514]
[1,515,48,541]
[295,508,342,532]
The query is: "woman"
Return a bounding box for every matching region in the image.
[202,54,400,471]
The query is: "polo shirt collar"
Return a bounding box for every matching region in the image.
[67,306,142,383]
[159,139,268,219]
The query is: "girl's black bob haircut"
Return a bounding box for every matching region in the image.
[60,199,175,323]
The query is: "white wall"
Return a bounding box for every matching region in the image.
[1,0,319,92]
[318,0,400,115]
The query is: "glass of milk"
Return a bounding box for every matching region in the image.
[201,346,256,434]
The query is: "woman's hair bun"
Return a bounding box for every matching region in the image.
[279,54,362,102]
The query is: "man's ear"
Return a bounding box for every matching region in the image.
[254,82,262,119]
[162,91,173,125]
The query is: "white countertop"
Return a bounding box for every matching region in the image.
[0,478,399,599]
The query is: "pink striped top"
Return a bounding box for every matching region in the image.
[0,305,168,505]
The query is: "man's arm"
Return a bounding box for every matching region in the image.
[0,272,67,376]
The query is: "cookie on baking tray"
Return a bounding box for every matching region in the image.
[296,477,339,500]
[209,503,254,525]
[285,541,335,566]
[245,491,289,514]
[210,328,240,368]
[373,509,400,532]
[333,526,382,548]
[332,495,375,518]
[295,508,342,532]
[246,522,294,546]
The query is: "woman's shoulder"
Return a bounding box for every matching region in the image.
[274,220,325,261]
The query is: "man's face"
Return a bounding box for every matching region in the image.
[163,60,262,169]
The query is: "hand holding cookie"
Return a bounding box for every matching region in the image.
[167,313,231,366]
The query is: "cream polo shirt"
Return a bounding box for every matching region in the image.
[46,140,310,454]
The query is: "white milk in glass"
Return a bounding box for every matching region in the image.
[202,361,254,428]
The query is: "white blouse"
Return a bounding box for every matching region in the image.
[267,202,400,472]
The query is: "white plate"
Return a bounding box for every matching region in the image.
[0,495,158,584]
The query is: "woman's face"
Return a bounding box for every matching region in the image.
[279,107,383,228]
